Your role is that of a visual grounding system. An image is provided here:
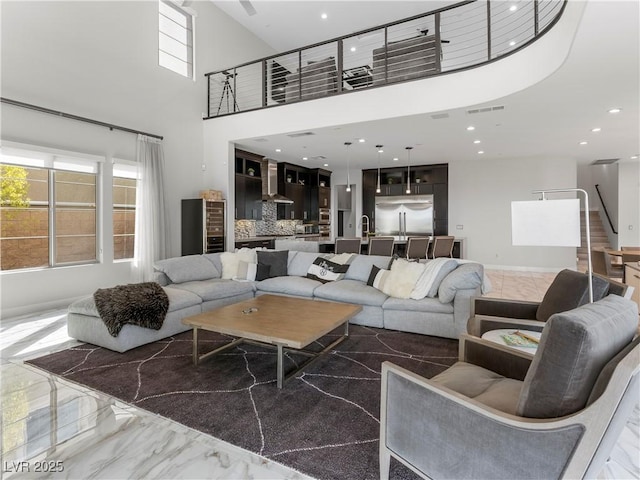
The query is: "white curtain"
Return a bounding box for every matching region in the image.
[133,134,170,282]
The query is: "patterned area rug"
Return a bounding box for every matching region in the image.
[27,325,458,480]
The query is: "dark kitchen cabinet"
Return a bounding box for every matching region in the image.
[235,149,263,220]
[277,163,312,220]
[363,163,449,235]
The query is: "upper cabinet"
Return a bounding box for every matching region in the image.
[234,149,263,220]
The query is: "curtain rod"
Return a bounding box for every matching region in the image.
[1,97,164,141]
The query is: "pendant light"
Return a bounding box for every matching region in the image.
[405,146,413,194]
[375,145,383,194]
[345,142,352,192]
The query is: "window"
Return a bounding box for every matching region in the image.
[113,162,137,260]
[159,0,194,79]
[1,147,98,271]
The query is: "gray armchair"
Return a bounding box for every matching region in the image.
[380,295,639,480]
[467,269,631,337]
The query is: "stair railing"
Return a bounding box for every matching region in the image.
[594,184,618,234]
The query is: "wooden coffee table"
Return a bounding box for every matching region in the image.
[182,295,362,388]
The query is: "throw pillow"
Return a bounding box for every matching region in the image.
[154,255,219,284]
[367,265,392,290]
[257,250,289,278]
[220,248,260,279]
[410,258,458,299]
[306,253,354,283]
[377,258,425,299]
[234,261,271,281]
[438,263,483,303]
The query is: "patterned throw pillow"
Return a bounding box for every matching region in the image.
[234,261,271,282]
[306,254,354,283]
[367,265,391,290]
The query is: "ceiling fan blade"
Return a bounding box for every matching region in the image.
[239,0,257,16]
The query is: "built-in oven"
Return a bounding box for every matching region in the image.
[319,208,330,225]
[318,224,330,237]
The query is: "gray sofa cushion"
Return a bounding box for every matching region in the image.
[535,269,610,322]
[344,254,392,283]
[256,276,322,297]
[517,295,638,418]
[154,255,220,283]
[288,251,329,277]
[203,252,223,276]
[68,286,202,317]
[314,279,388,306]
[431,362,523,415]
[170,279,255,302]
[257,250,289,277]
[383,296,454,314]
[438,262,483,303]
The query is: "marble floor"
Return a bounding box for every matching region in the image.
[1,270,638,479]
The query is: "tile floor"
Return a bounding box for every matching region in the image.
[1,270,638,479]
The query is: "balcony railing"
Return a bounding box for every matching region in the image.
[205,0,565,119]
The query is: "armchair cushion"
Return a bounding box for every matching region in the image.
[535,269,610,321]
[431,362,522,414]
[517,294,638,418]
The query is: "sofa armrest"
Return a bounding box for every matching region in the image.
[459,333,533,381]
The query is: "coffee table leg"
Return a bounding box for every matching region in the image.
[277,344,284,389]
[192,327,199,366]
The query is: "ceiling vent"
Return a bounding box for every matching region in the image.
[287,131,316,138]
[431,113,449,120]
[252,138,268,142]
[467,105,505,115]
[591,158,619,165]
[311,155,327,160]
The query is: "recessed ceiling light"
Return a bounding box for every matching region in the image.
[302,157,308,160]
[393,157,399,161]
[377,149,384,153]
[608,108,622,114]
[275,148,282,152]
[466,126,475,131]
[631,155,638,160]
[509,5,518,12]
[477,151,484,155]
[358,138,365,143]
[350,46,356,52]
[579,141,588,145]
[324,163,329,167]
[591,128,601,133]
[509,40,516,47]
[321,13,327,20]
[473,140,481,144]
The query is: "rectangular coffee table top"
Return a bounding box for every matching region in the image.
[182,295,362,350]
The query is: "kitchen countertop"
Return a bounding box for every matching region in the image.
[236,236,466,245]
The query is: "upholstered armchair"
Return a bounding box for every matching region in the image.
[467,269,630,337]
[380,295,639,480]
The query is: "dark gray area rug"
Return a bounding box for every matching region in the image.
[27,325,458,480]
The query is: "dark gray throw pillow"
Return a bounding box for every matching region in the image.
[254,263,271,281]
[257,250,288,278]
[536,269,609,322]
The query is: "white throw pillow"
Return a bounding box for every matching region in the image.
[221,248,260,279]
[234,261,258,281]
[381,258,425,299]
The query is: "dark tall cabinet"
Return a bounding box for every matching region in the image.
[362,163,448,236]
[181,199,225,255]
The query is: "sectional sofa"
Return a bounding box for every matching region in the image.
[67,250,485,353]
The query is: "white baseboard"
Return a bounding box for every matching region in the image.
[483,264,572,273]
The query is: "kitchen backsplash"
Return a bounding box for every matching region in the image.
[235,203,301,238]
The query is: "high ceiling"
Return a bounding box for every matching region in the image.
[212,0,639,170]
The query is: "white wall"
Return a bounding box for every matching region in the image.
[618,160,640,248]
[0,1,274,317]
[448,157,578,270]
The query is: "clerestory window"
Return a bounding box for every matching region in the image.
[158,0,195,79]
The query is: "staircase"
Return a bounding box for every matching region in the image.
[578,210,611,272]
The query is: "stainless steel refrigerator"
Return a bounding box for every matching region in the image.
[375,195,434,238]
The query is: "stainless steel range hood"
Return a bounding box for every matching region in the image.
[261,158,293,203]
